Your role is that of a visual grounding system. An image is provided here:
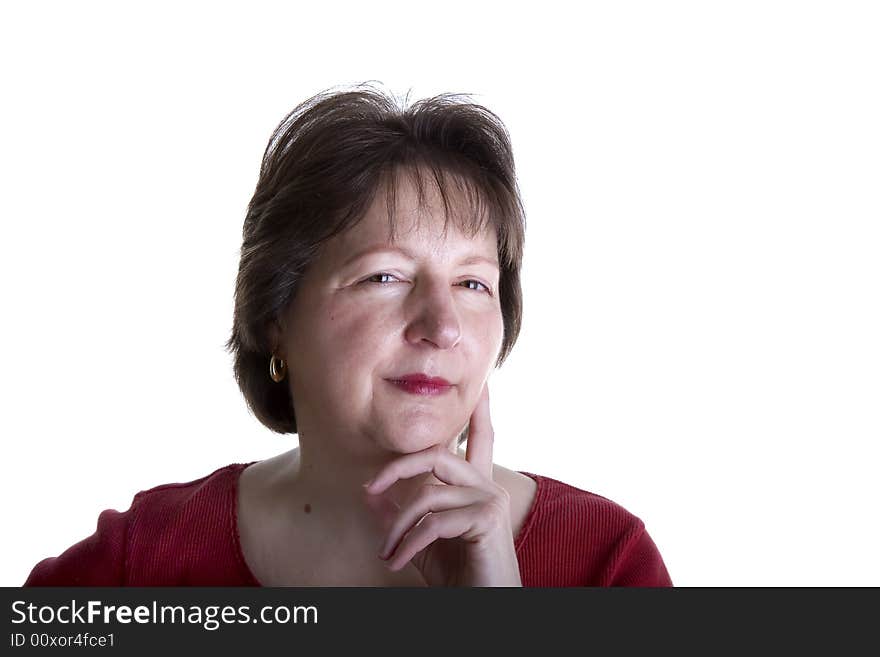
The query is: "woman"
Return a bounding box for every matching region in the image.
[25,87,671,587]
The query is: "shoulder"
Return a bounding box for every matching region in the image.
[129,463,248,518]
[515,473,672,587]
[518,472,645,546]
[25,463,253,586]
[124,463,255,585]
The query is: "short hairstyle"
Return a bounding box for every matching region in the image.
[227,85,526,434]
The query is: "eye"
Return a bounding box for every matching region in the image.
[363,272,400,285]
[458,279,492,294]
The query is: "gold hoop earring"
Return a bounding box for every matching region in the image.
[269,355,287,383]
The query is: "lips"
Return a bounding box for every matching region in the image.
[386,373,453,396]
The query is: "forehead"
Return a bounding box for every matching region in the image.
[331,171,499,259]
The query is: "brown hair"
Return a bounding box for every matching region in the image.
[227,85,526,434]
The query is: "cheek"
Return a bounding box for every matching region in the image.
[287,305,389,410]
[468,310,505,362]
[492,312,505,355]
[307,302,397,370]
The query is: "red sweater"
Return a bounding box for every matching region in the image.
[24,463,672,587]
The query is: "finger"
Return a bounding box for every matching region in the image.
[385,508,479,572]
[379,484,487,559]
[464,382,494,480]
[365,445,484,494]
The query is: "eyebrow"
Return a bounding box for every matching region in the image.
[341,245,499,269]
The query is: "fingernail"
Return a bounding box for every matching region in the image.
[362,479,373,489]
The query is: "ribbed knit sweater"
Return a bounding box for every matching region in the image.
[25,463,672,587]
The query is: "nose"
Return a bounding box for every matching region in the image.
[403,278,462,350]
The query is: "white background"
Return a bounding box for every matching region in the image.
[2,1,878,586]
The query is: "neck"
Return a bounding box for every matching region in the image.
[277,429,462,548]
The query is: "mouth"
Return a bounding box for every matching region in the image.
[385,374,454,396]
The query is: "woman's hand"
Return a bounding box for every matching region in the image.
[363,383,522,587]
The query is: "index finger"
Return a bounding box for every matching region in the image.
[464,382,494,480]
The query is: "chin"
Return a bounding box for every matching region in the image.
[376,418,459,455]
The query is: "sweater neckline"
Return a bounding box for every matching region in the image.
[227,461,546,587]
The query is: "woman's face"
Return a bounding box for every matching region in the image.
[275,177,504,456]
